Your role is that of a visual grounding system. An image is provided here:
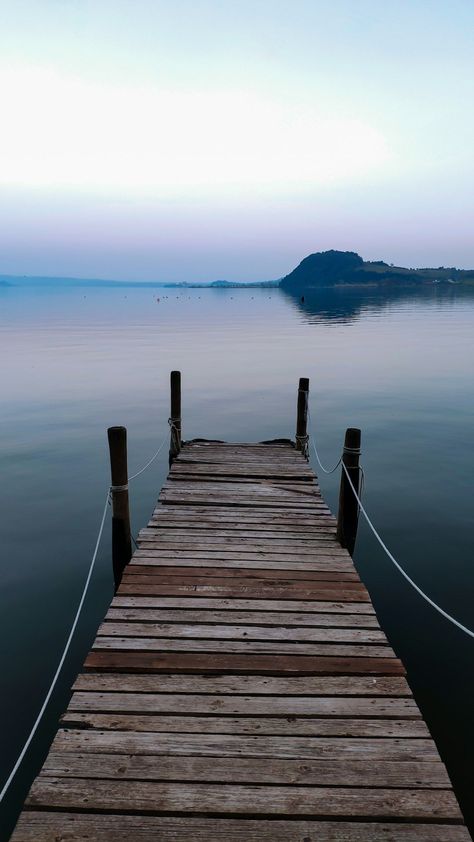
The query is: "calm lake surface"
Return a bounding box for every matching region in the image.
[1,284,473,837]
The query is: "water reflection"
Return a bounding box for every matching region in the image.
[282,282,474,323]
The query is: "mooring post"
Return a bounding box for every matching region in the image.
[169,370,182,465]
[295,377,310,456]
[107,425,132,590]
[336,427,362,555]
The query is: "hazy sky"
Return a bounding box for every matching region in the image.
[1,0,473,281]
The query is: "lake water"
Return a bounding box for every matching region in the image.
[1,283,473,837]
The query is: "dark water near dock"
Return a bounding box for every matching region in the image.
[1,284,473,837]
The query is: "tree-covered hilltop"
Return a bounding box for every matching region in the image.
[279,250,474,290]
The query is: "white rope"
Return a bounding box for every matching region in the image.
[0,488,111,803]
[128,427,169,481]
[0,422,173,800]
[310,436,342,474]
[341,462,474,640]
[308,400,473,639]
[307,407,342,474]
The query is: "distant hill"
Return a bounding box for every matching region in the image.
[280,250,474,290]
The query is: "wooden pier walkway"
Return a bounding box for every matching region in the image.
[11,439,471,840]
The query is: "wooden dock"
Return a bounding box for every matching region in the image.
[11,437,471,840]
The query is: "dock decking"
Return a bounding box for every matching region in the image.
[11,441,471,840]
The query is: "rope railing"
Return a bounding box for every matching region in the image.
[0,488,110,804]
[127,426,170,481]
[340,461,474,640]
[307,414,474,641]
[307,407,341,474]
[0,422,172,804]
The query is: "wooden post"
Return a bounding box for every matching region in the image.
[169,370,182,465]
[336,427,361,555]
[107,426,132,591]
[295,377,310,456]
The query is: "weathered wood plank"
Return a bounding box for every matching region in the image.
[73,673,412,695]
[159,483,325,494]
[84,651,405,674]
[136,542,346,556]
[67,691,418,717]
[110,596,377,613]
[59,712,428,737]
[104,607,382,627]
[159,496,326,510]
[126,564,360,581]
[161,479,322,494]
[175,453,310,460]
[167,475,318,485]
[26,779,462,819]
[148,523,337,535]
[132,549,350,562]
[165,481,321,491]
[153,504,336,516]
[121,573,364,590]
[152,508,337,522]
[131,556,357,572]
[119,582,367,601]
[12,814,472,842]
[176,451,304,456]
[149,521,338,534]
[158,499,327,508]
[157,494,327,506]
[138,533,342,549]
[173,461,309,465]
[170,463,314,474]
[174,457,309,464]
[140,529,339,540]
[151,518,337,528]
[92,636,396,658]
[97,621,386,643]
[116,582,371,601]
[40,752,450,787]
[48,730,443,761]
[169,471,316,482]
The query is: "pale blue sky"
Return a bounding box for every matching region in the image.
[0,0,473,281]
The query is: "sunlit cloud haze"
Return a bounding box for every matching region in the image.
[0,0,473,281]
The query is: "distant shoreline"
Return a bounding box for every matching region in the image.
[3,248,474,289]
[0,275,279,289]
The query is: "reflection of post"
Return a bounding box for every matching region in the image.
[169,370,182,465]
[295,377,309,457]
[336,427,361,555]
[107,426,132,591]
